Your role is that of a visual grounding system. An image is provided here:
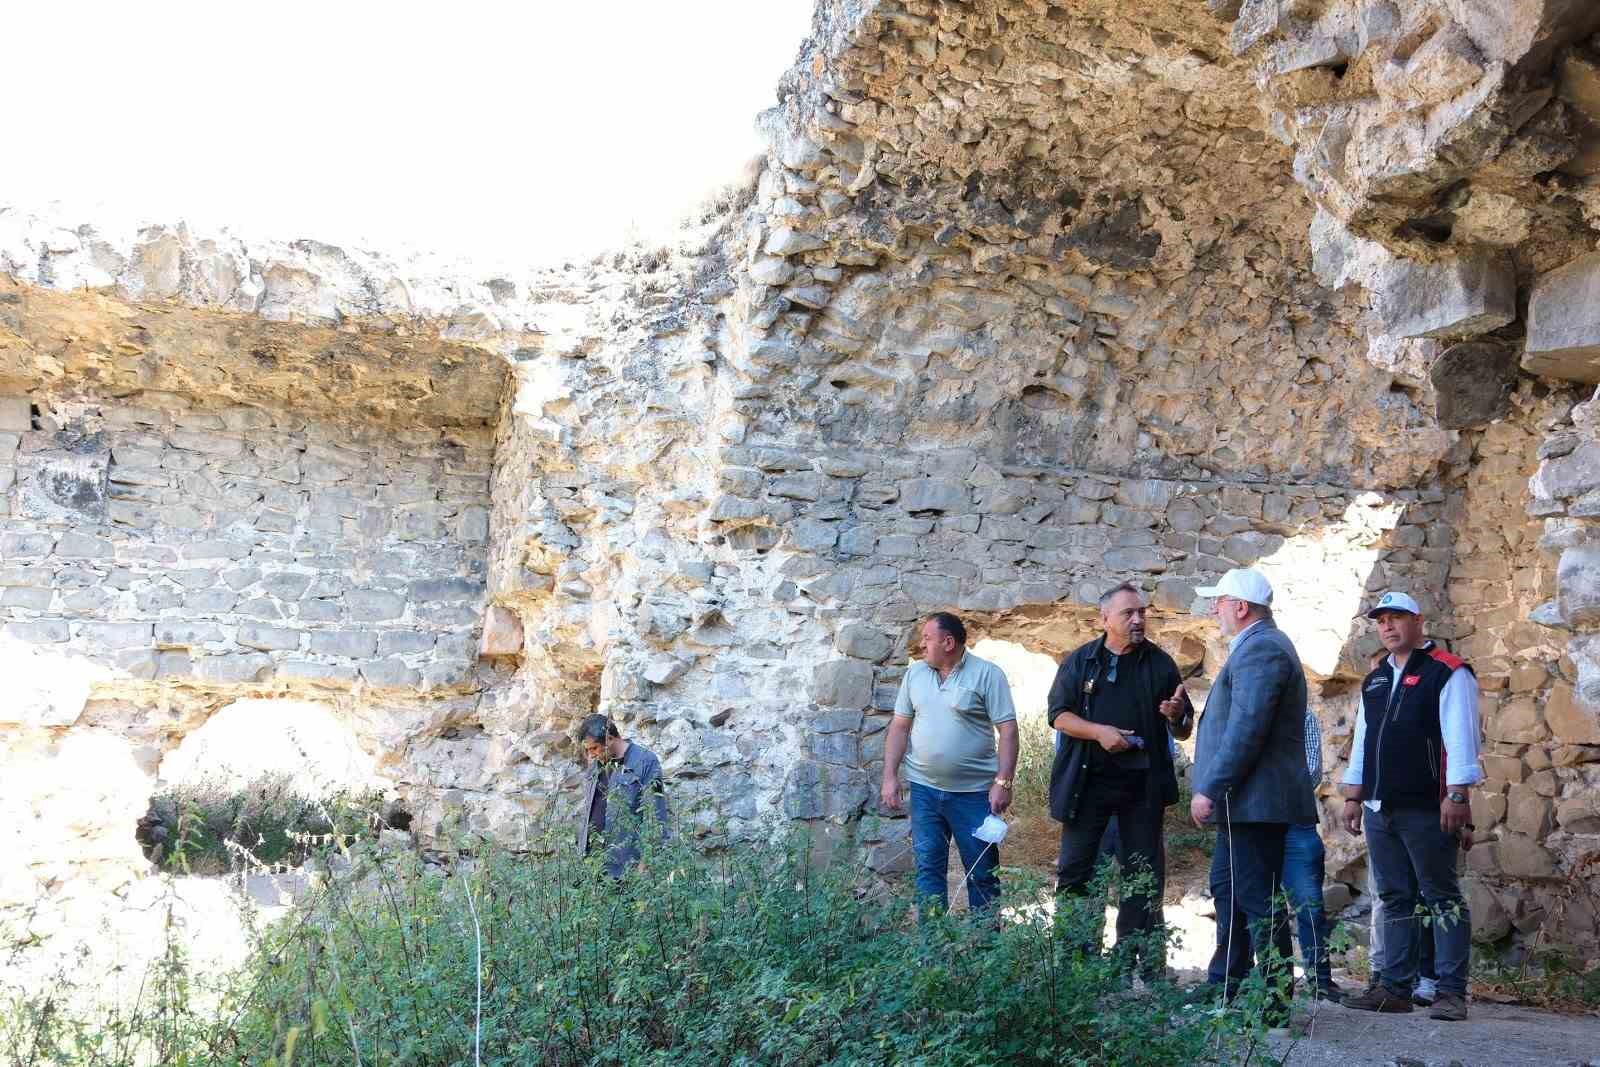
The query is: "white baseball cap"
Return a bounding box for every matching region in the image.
[1195,567,1274,606]
[1365,591,1421,618]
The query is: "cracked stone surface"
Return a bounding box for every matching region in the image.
[4,0,1600,979]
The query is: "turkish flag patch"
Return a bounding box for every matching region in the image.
[1402,675,1421,687]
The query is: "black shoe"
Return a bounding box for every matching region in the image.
[1343,984,1414,1013]
[1308,979,1346,1003]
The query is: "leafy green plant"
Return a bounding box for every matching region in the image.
[139,775,392,876]
[4,808,1285,1067]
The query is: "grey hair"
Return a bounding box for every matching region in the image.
[1098,583,1142,611]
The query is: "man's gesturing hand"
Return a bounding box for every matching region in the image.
[1098,726,1135,753]
[1191,792,1214,827]
[1159,685,1188,723]
[880,777,903,812]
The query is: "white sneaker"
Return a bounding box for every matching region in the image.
[1412,977,1438,1006]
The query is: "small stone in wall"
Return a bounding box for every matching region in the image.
[478,605,523,657]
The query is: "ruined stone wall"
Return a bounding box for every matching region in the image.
[1,389,491,693]
[7,0,1600,972]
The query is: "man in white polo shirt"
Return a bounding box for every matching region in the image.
[880,611,1018,913]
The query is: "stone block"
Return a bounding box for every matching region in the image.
[835,622,895,663]
[813,659,874,709]
[900,572,961,606]
[1531,440,1600,501]
[0,397,30,432]
[237,623,301,652]
[309,630,378,659]
[360,659,422,688]
[409,577,483,602]
[346,588,406,621]
[1557,545,1600,627]
[1495,834,1560,880]
[1430,341,1518,428]
[898,479,968,512]
[1,587,52,610]
[78,622,154,649]
[1556,798,1600,833]
[1505,783,1554,837]
[156,621,225,647]
[1103,547,1166,573]
[195,653,273,684]
[55,532,113,558]
[277,659,360,684]
[1373,252,1514,341]
[781,760,869,819]
[769,471,827,501]
[1152,578,1197,613]
[1544,683,1600,744]
[479,605,523,656]
[1465,879,1512,943]
[1525,251,1600,381]
[4,620,69,643]
[380,631,436,656]
[765,226,826,257]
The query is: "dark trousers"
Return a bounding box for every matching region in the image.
[1208,820,1293,1006]
[1055,774,1166,970]
[1366,804,1470,995]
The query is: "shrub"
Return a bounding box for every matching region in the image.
[138,774,393,876]
[5,819,1280,1067]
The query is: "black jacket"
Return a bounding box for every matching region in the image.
[1358,643,1472,807]
[1046,635,1183,823]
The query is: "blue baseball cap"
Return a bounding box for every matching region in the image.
[1365,591,1420,618]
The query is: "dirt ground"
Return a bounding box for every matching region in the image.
[981,813,1600,1067]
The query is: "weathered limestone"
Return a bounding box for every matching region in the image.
[1526,252,1600,382]
[6,0,1600,972]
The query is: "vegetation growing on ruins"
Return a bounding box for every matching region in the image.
[4,826,1285,1067]
[137,775,395,876]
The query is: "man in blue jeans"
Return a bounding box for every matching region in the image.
[881,611,1019,913]
[1283,710,1346,1001]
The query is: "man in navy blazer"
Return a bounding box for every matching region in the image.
[1191,568,1318,1019]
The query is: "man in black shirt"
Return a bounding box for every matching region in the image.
[1047,583,1192,973]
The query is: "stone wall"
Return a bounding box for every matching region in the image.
[6,0,1600,973]
[0,389,492,695]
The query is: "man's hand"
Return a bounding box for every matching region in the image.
[1191,791,1214,827]
[880,777,903,813]
[1097,726,1135,753]
[1440,795,1471,836]
[1158,685,1188,723]
[1342,798,1364,835]
[989,781,1012,815]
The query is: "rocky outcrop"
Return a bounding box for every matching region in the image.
[5,0,1600,969]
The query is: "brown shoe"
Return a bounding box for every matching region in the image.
[1429,991,1468,1021]
[1342,984,1415,1013]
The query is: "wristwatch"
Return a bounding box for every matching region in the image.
[1446,790,1468,804]
[994,777,1012,790]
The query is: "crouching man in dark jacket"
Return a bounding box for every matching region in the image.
[1048,583,1192,975]
[576,715,670,878]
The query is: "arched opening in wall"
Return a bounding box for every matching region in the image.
[138,699,405,876]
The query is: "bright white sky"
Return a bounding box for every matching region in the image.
[10,1,814,270]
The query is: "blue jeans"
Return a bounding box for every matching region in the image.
[909,782,1000,913]
[1283,823,1333,985]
